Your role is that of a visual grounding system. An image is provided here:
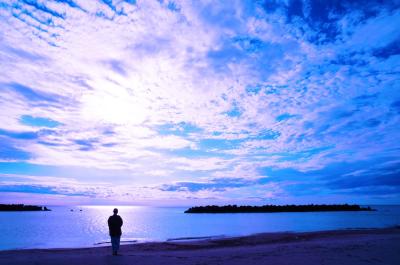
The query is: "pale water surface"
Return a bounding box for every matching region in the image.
[0,205,399,250]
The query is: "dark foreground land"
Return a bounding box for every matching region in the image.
[0,204,50,211]
[185,204,373,213]
[1,228,399,265]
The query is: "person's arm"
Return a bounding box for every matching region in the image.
[119,216,123,227]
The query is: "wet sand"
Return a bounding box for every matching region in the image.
[1,228,399,265]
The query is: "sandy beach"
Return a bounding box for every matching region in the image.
[1,228,399,265]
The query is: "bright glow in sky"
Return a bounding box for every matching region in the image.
[0,0,399,206]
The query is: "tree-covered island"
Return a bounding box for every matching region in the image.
[0,204,51,211]
[185,204,373,213]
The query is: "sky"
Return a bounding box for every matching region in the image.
[0,0,399,206]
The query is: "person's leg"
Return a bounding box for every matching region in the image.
[115,236,121,254]
[111,237,117,255]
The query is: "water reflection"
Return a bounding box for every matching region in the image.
[0,205,399,250]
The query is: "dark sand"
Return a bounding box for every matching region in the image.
[1,228,399,265]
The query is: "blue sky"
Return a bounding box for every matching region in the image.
[0,0,399,206]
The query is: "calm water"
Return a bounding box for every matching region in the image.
[0,205,399,250]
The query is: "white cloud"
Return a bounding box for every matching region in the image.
[0,0,399,204]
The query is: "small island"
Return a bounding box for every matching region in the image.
[185,204,373,213]
[0,204,51,211]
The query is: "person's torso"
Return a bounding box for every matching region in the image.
[108,215,122,236]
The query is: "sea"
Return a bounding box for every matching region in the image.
[0,205,399,250]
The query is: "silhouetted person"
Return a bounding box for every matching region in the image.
[108,208,123,256]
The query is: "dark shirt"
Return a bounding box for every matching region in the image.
[108,215,123,237]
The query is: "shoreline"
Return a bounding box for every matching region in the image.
[1,226,395,252]
[1,227,400,264]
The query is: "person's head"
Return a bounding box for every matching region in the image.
[113,208,118,215]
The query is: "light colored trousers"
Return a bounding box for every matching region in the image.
[111,236,121,253]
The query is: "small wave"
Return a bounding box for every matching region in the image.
[94,239,138,245]
[167,235,225,242]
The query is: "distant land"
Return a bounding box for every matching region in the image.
[0,204,51,211]
[184,204,374,213]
